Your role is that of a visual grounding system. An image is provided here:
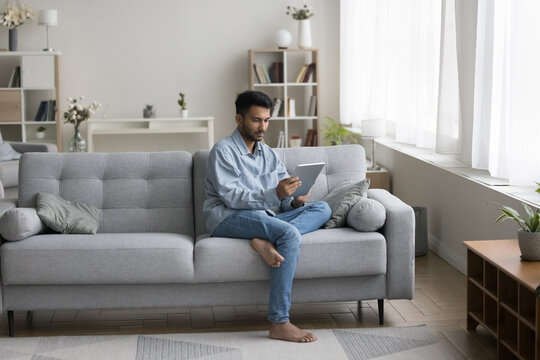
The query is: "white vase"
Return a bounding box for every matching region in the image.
[36,131,45,139]
[517,230,540,261]
[297,19,312,49]
[289,138,302,147]
[181,109,189,118]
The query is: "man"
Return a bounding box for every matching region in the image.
[203,90,331,343]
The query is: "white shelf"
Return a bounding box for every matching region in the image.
[92,127,208,135]
[24,121,57,125]
[253,82,317,87]
[0,51,61,56]
[271,116,317,121]
[0,122,22,125]
[25,138,57,144]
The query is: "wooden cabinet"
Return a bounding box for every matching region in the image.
[249,49,319,148]
[464,240,540,360]
[0,52,62,150]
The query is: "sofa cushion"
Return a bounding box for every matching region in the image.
[0,160,19,187]
[0,233,195,285]
[37,193,101,234]
[0,142,21,161]
[346,198,386,232]
[322,179,370,228]
[0,208,46,241]
[194,228,386,282]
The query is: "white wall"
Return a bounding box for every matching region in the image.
[1,0,339,152]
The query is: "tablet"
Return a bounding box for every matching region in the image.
[290,162,325,197]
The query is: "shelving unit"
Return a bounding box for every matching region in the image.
[0,51,62,151]
[464,240,540,360]
[248,49,319,148]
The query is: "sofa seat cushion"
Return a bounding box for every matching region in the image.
[194,228,386,282]
[0,233,195,285]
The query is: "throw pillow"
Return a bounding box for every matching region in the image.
[0,142,21,161]
[37,193,101,234]
[322,178,370,228]
[346,197,386,232]
[0,208,46,241]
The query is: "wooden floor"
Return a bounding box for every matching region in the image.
[0,251,497,359]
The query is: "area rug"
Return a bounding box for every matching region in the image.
[0,325,449,360]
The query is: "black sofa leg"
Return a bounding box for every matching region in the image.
[8,311,14,337]
[377,299,384,325]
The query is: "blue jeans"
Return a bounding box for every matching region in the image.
[211,201,332,323]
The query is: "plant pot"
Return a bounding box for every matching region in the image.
[143,107,156,119]
[297,19,312,49]
[181,109,189,118]
[36,132,45,140]
[517,230,540,261]
[289,138,302,147]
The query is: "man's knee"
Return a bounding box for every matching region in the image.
[281,224,302,247]
[313,201,332,218]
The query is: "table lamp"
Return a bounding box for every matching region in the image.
[361,119,385,170]
[38,10,58,51]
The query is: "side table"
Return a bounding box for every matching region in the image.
[366,167,390,192]
[464,240,540,360]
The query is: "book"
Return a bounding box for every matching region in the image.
[271,98,282,118]
[272,62,280,83]
[8,66,20,87]
[296,65,308,83]
[304,129,314,146]
[261,65,271,84]
[311,128,318,146]
[302,63,316,82]
[276,130,285,148]
[268,65,275,83]
[7,67,16,87]
[34,101,47,122]
[253,64,262,83]
[288,98,296,117]
[307,95,317,116]
[46,100,56,121]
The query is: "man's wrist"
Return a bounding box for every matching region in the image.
[292,198,304,209]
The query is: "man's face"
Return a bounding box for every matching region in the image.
[236,105,271,143]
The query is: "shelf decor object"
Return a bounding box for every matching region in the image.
[1,2,33,51]
[286,3,314,49]
[361,119,385,171]
[464,239,540,360]
[249,49,319,147]
[38,9,58,52]
[63,96,101,153]
[0,51,62,150]
[273,29,292,49]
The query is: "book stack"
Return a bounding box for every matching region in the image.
[276,130,285,148]
[268,62,283,83]
[272,98,284,118]
[34,100,57,122]
[7,66,21,87]
[304,128,318,146]
[254,62,284,84]
[295,63,316,83]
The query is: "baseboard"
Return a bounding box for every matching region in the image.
[428,233,467,275]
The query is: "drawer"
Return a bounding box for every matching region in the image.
[0,90,22,122]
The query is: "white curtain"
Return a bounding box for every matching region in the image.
[340,0,461,151]
[472,0,540,185]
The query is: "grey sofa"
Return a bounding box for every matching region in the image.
[0,144,414,336]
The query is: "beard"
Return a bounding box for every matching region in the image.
[246,131,264,142]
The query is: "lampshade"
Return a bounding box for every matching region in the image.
[361,119,385,137]
[273,29,292,49]
[38,10,58,26]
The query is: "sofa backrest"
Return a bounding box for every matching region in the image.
[18,152,194,236]
[193,144,367,237]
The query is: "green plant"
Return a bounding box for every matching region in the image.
[495,202,540,232]
[37,126,46,132]
[322,116,357,146]
[177,93,186,110]
[286,4,314,20]
[536,182,540,194]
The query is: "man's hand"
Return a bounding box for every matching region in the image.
[292,190,311,208]
[276,177,302,199]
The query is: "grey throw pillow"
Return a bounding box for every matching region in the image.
[37,193,101,234]
[322,178,370,228]
[346,197,386,232]
[0,208,46,241]
[0,142,21,161]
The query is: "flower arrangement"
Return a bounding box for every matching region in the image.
[1,2,33,30]
[63,96,101,128]
[286,3,314,20]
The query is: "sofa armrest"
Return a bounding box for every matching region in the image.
[9,142,57,154]
[0,197,17,216]
[0,179,3,199]
[368,188,415,299]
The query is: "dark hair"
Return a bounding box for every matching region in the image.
[235,90,273,116]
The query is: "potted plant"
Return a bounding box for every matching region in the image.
[1,2,33,51]
[322,116,357,146]
[178,93,188,118]
[143,104,155,119]
[286,3,314,49]
[495,202,540,261]
[36,126,46,139]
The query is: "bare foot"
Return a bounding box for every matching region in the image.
[269,322,318,343]
[251,238,284,268]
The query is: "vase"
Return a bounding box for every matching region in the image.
[8,28,17,52]
[143,107,155,118]
[36,131,45,140]
[517,230,540,261]
[297,19,312,49]
[68,126,87,152]
[181,109,189,118]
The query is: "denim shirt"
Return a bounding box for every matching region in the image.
[203,128,294,234]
